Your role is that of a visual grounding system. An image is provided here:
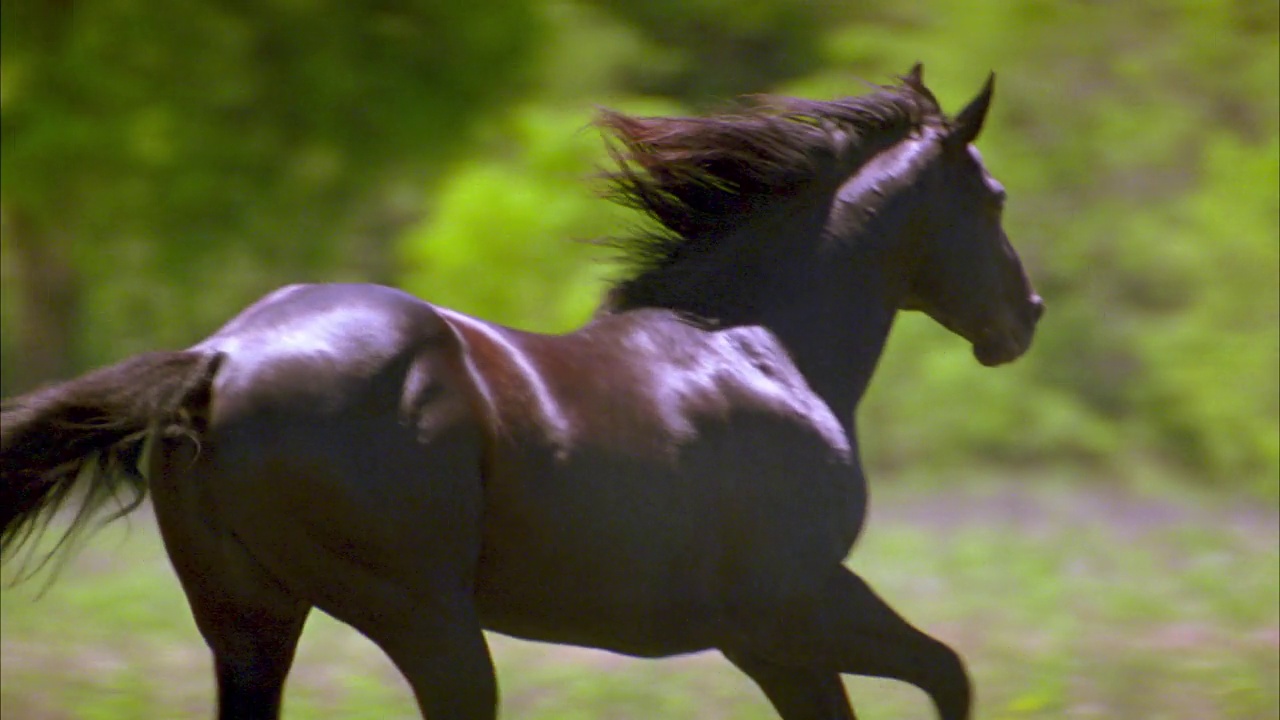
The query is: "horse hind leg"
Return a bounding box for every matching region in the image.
[200,569,310,720]
[295,473,497,717]
[154,447,496,720]
[161,524,310,720]
[266,425,498,718]
[149,438,310,720]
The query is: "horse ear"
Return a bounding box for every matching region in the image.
[904,62,924,87]
[947,72,995,148]
[902,62,943,115]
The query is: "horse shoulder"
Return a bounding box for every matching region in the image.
[688,327,867,593]
[709,326,851,460]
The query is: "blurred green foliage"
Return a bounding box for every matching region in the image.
[1,0,1276,495]
[2,0,541,383]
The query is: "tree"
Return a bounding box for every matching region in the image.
[584,0,838,105]
[0,0,541,392]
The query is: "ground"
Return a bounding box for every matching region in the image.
[2,480,1276,719]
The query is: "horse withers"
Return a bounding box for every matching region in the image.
[1,65,1042,720]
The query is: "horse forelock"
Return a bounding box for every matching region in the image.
[597,76,944,316]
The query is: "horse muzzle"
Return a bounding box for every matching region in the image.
[972,294,1043,367]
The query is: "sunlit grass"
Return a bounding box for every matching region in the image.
[3,483,1276,719]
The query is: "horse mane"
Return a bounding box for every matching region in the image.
[598,71,945,318]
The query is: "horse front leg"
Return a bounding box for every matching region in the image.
[725,566,970,720]
[815,567,970,720]
[348,590,497,720]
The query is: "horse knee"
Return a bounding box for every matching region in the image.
[727,567,971,720]
[825,569,971,720]
[914,636,971,720]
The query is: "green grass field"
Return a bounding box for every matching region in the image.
[3,482,1276,719]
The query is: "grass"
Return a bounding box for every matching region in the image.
[2,481,1276,719]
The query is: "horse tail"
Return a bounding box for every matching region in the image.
[0,350,224,579]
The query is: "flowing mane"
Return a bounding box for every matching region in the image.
[598,72,944,318]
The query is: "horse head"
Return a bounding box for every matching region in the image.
[898,68,1044,366]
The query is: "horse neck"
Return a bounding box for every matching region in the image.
[757,253,901,436]
[753,176,922,434]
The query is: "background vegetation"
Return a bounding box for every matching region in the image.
[2,1,1276,718]
[2,0,1276,495]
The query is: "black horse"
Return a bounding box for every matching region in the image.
[1,65,1042,719]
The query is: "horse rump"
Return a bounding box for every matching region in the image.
[0,350,223,574]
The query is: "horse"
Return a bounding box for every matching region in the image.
[1,64,1042,720]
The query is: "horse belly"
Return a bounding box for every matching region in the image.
[474,456,725,657]
[472,431,862,658]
